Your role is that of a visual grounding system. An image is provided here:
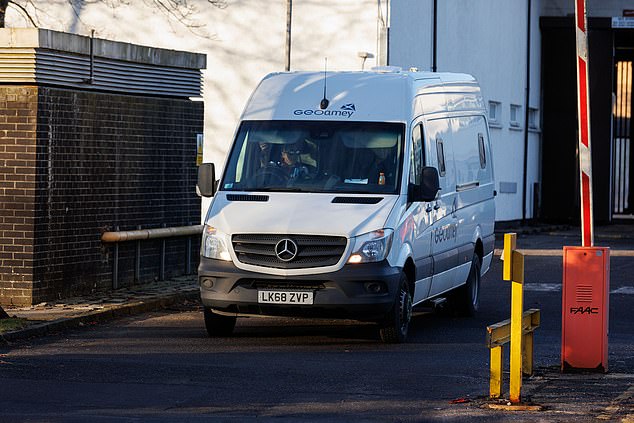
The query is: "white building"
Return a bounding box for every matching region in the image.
[6,0,630,222]
[390,1,542,221]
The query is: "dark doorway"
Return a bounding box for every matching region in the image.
[540,17,614,223]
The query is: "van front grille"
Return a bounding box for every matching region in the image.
[239,280,326,290]
[232,234,347,269]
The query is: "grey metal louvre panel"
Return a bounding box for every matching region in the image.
[0,58,36,65]
[92,59,201,89]
[95,57,200,77]
[0,48,37,58]
[0,48,202,97]
[36,51,90,83]
[0,49,36,80]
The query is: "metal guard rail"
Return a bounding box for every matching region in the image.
[101,225,204,243]
[486,308,541,400]
[101,225,204,289]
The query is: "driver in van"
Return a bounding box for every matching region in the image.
[280,139,317,180]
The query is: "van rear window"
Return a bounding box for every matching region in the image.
[478,133,487,169]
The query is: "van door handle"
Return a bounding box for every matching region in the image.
[426,204,433,213]
[433,203,440,210]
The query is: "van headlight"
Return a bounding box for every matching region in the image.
[347,229,394,264]
[201,225,232,261]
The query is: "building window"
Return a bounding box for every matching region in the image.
[528,107,539,130]
[510,104,522,129]
[488,101,501,127]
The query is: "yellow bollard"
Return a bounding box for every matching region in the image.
[489,346,503,398]
[503,233,525,404]
[488,234,538,402]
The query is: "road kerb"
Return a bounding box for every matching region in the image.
[0,289,198,346]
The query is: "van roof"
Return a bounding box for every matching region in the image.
[241,70,484,122]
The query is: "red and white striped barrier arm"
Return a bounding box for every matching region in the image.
[575,0,594,247]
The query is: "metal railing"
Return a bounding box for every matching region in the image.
[486,309,541,400]
[486,232,541,403]
[101,225,203,289]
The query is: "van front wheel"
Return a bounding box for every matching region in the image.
[379,273,412,343]
[203,307,236,337]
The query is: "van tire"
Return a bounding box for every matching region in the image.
[379,273,413,343]
[453,254,481,317]
[204,307,236,337]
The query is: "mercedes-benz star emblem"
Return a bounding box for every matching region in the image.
[275,239,298,262]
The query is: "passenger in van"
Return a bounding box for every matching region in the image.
[258,142,276,168]
[368,147,395,185]
[347,147,395,186]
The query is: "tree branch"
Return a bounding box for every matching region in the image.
[8,0,38,26]
[2,0,226,33]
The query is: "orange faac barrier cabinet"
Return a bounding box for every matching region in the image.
[561,246,610,372]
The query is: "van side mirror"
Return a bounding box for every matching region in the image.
[420,166,440,201]
[408,167,441,202]
[197,163,216,197]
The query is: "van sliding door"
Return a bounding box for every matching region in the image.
[449,115,491,285]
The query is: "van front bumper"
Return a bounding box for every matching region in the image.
[198,258,402,321]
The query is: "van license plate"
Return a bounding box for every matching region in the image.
[257,291,314,305]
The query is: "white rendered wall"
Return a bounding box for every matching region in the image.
[389,0,434,71]
[7,0,549,222]
[390,0,542,221]
[5,0,378,172]
[6,0,379,219]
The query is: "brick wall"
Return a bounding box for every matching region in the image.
[0,86,203,305]
[0,86,38,305]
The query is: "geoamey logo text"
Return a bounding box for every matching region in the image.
[293,103,356,118]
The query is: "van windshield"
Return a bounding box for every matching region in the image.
[221,120,404,194]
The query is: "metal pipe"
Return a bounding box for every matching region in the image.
[89,29,95,84]
[101,225,203,243]
[432,0,438,72]
[159,224,166,281]
[103,224,203,285]
[385,0,390,65]
[135,225,141,282]
[186,236,192,275]
[186,222,192,275]
[284,0,292,71]
[376,0,390,66]
[521,0,532,223]
[113,226,119,289]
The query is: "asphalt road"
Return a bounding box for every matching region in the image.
[0,230,632,422]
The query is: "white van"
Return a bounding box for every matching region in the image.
[197,69,495,343]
